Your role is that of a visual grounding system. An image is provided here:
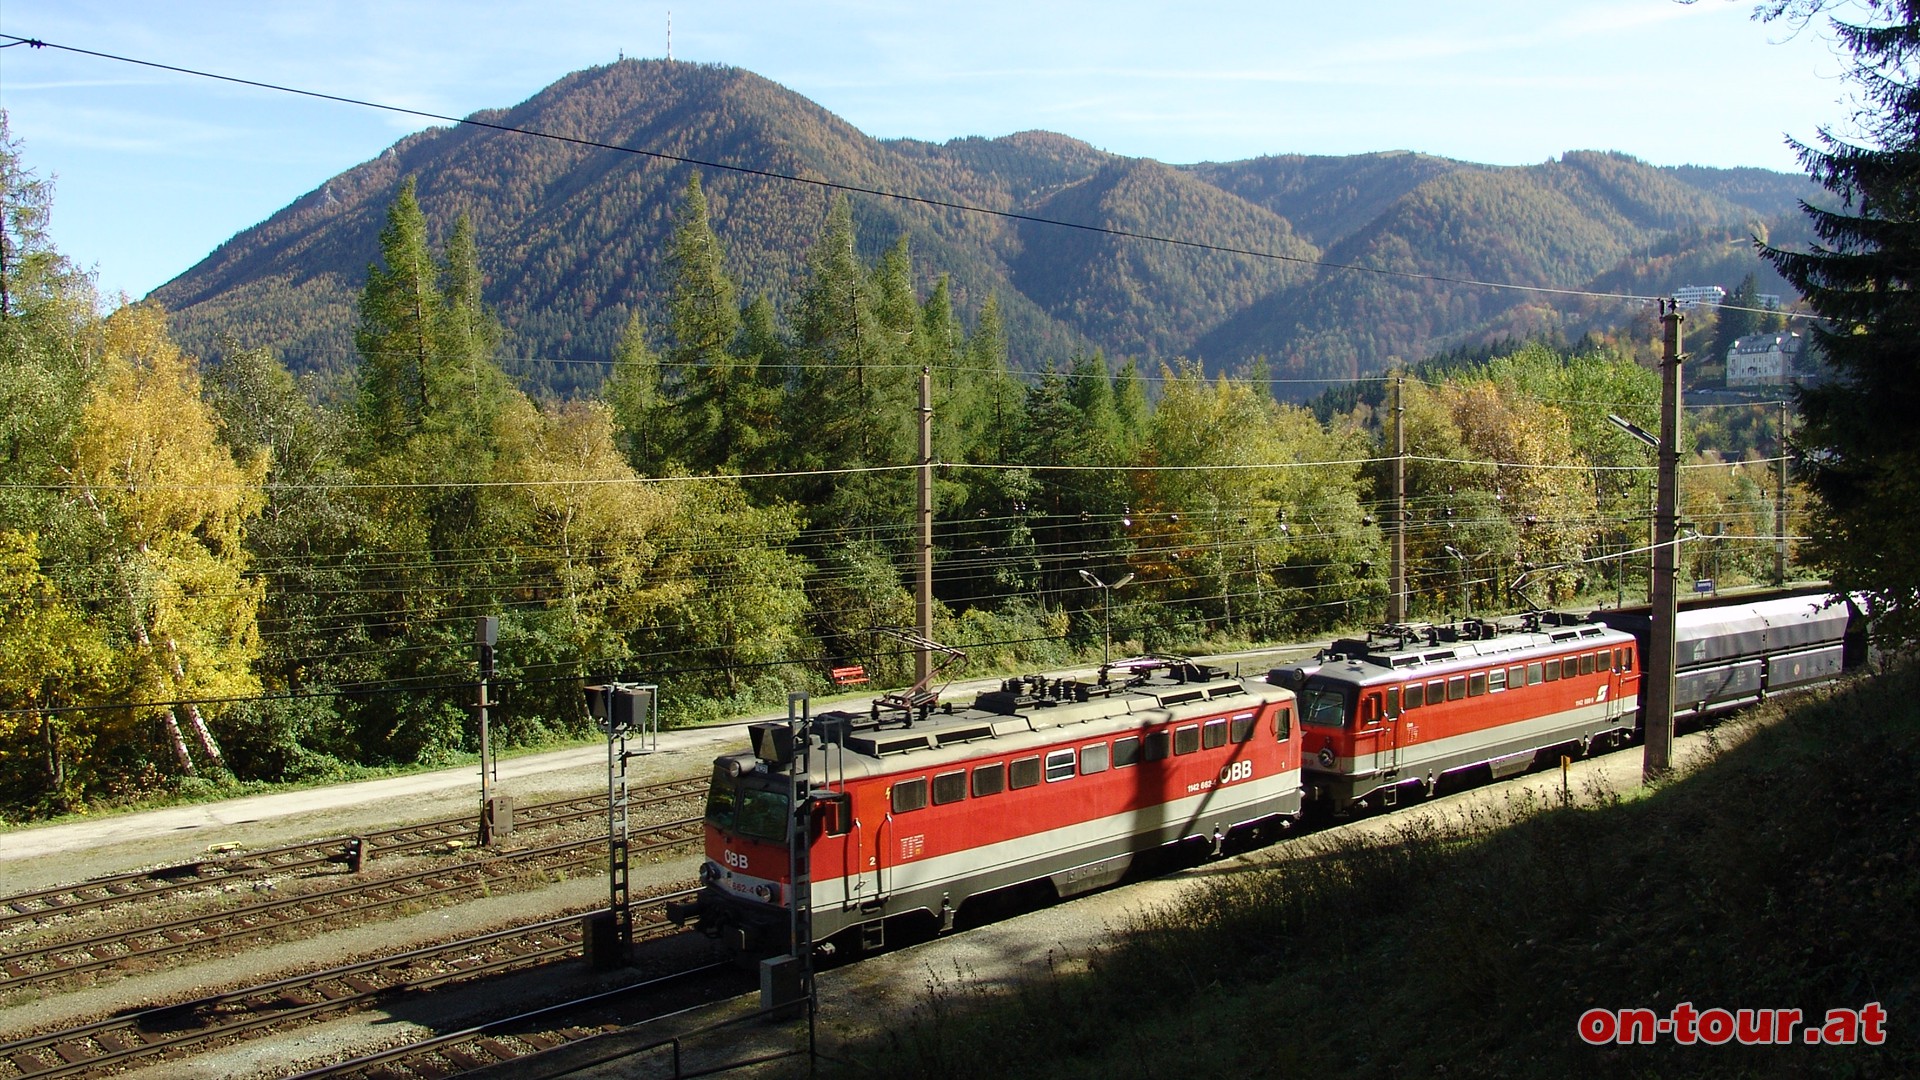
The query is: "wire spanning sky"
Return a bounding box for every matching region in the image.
[0,0,1853,302]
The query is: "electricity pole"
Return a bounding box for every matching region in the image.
[1775,399,1789,586]
[1389,372,1407,624]
[1643,302,1684,781]
[916,366,934,685]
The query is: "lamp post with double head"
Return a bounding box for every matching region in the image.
[1078,569,1135,666]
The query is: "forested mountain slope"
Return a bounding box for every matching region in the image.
[154,59,1816,397]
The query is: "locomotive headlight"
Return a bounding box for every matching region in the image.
[699,861,719,884]
[1318,746,1336,768]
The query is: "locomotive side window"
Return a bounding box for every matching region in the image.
[1144,731,1171,761]
[1489,668,1507,692]
[972,763,1006,797]
[1080,743,1110,775]
[1404,682,1424,709]
[1511,664,1526,688]
[1174,725,1201,755]
[1542,659,1561,683]
[1468,672,1486,697]
[1230,712,1256,743]
[1203,718,1228,749]
[1527,663,1543,685]
[1274,704,1293,741]
[1114,735,1143,767]
[932,770,967,806]
[1580,653,1595,676]
[1009,757,1042,790]
[891,778,929,813]
[1045,748,1077,782]
[1447,675,1467,701]
[1427,679,1445,706]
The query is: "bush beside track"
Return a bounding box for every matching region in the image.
[836,665,1919,1079]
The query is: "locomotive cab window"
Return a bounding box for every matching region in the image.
[1174,724,1201,755]
[892,778,929,813]
[1009,756,1042,790]
[932,770,967,806]
[704,767,737,828]
[708,771,791,842]
[972,763,1006,797]
[1299,680,1353,728]
[1045,748,1077,782]
[1113,735,1143,767]
[1386,687,1401,717]
[1274,704,1293,741]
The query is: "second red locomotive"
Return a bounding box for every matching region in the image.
[1272,612,1642,812]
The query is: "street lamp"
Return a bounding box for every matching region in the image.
[1078,569,1135,665]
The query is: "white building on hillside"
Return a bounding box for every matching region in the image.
[1726,332,1802,387]
[1673,285,1727,308]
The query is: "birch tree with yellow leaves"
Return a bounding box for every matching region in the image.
[66,304,267,777]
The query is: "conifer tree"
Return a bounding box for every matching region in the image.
[605,310,669,474]
[1759,0,1920,643]
[667,175,751,471]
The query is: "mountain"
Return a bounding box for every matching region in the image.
[154,59,1820,399]
[1192,150,1811,386]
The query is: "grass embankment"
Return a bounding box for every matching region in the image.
[836,666,1919,1079]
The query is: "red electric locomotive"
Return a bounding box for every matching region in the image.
[1272,613,1641,812]
[674,656,1301,956]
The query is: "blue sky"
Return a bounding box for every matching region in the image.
[0,1,1854,301]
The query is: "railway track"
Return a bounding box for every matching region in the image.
[0,774,710,932]
[0,889,702,1080]
[284,960,747,1080]
[0,812,708,997]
